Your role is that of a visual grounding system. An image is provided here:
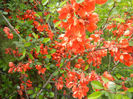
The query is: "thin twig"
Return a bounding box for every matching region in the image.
[1,13,22,39]
[117,67,133,69]
[35,47,108,98]
[54,76,58,99]
[108,55,111,72]
[35,54,79,98]
[3,91,17,99]
[35,72,54,98]
[0,70,8,75]
[110,61,119,73]
[102,1,116,30]
[24,77,29,99]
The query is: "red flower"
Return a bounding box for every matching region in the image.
[55,77,64,90]
[15,29,20,34]
[119,39,129,48]
[35,65,46,74]
[130,74,133,77]
[37,25,44,32]
[26,80,32,88]
[3,27,10,35]
[75,64,81,68]
[8,33,13,39]
[103,71,115,81]
[9,62,14,67]
[40,44,44,49]
[72,85,89,99]
[40,48,48,55]
[8,68,14,73]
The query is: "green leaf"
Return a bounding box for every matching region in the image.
[27,20,33,24]
[60,0,67,7]
[128,87,133,92]
[42,0,49,5]
[112,18,125,23]
[27,90,34,94]
[60,59,64,67]
[46,84,52,89]
[36,62,42,65]
[123,96,130,99]
[104,92,115,99]
[30,94,36,98]
[34,13,40,18]
[15,25,20,29]
[50,49,56,54]
[46,14,50,22]
[49,92,54,98]
[29,63,33,68]
[53,71,59,76]
[46,65,50,70]
[88,91,102,99]
[91,81,104,89]
[39,94,44,99]
[27,53,34,60]
[54,21,61,27]
[116,85,122,90]
[116,74,122,79]
[76,0,84,3]
[19,49,26,60]
[114,94,122,99]
[43,38,50,43]
[37,12,43,17]
[85,65,89,70]
[30,0,34,2]
[3,12,8,15]
[60,70,65,74]
[47,3,55,7]
[129,41,133,46]
[35,87,40,92]
[32,33,38,39]
[35,46,40,53]
[101,76,109,83]
[24,42,31,47]
[46,55,51,59]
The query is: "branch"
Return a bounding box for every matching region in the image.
[36,73,53,98]
[54,76,58,99]
[108,55,111,72]
[1,13,22,39]
[3,91,17,99]
[109,61,119,73]
[102,1,116,30]
[118,67,133,69]
[0,70,9,76]
[24,77,29,99]
[35,47,108,98]
[35,54,79,98]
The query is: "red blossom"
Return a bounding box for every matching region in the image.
[55,77,64,90]
[103,71,115,81]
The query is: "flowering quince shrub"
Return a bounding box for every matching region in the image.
[1,0,133,99]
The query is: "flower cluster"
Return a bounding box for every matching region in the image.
[55,70,115,99]
[105,16,133,66]
[8,62,32,73]
[5,48,22,57]
[35,65,46,74]
[3,27,13,39]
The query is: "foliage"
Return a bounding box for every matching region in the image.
[0,0,133,99]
